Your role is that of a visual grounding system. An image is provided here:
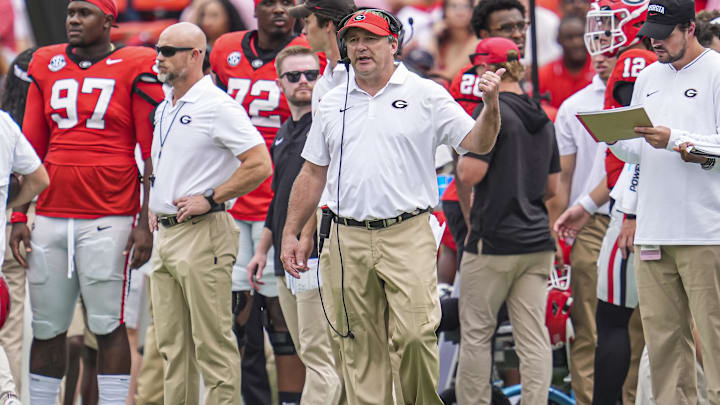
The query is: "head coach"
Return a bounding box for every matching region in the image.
[280,8,504,405]
[606,0,720,403]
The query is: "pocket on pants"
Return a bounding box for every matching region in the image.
[27,242,50,285]
[82,237,122,281]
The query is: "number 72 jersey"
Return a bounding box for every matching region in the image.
[23,44,162,218]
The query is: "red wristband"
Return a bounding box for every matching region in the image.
[10,212,28,224]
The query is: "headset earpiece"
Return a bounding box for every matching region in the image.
[335,8,405,63]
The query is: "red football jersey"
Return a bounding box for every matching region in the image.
[23,44,162,218]
[449,63,483,117]
[211,31,321,221]
[604,49,657,189]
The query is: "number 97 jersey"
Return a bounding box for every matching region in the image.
[23,44,162,218]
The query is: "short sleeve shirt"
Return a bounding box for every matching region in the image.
[1,110,42,258]
[302,63,475,220]
[149,76,264,215]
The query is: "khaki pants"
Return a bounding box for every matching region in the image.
[150,212,241,405]
[634,245,720,405]
[569,214,608,405]
[137,277,199,405]
[320,213,442,405]
[456,247,553,405]
[276,276,343,405]
[0,205,35,393]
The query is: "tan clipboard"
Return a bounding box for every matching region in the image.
[575,105,654,143]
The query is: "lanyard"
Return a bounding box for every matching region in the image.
[150,100,185,187]
[158,100,186,160]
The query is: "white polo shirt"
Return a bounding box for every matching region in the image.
[0,111,41,258]
[149,75,264,215]
[609,49,720,245]
[554,74,610,215]
[312,58,352,114]
[302,63,475,221]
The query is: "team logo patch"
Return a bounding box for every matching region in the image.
[48,54,67,72]
[648,4,665,13]
[79,60,92,69]
[354,14,366,21]
[391,100,408,109]
[684,88,698,98]
[227,51,242,67]
[180,115,192,124]
[251,59,264,68]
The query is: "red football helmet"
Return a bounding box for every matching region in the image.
[0,277,10,330]
[546,265,574,349]
[585,0,650,56]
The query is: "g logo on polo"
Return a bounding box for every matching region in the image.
[354,14,366,21]
[391,100,408,109]
[180,115,192,124]
[684,88,698,98]
[227,51,242,67]
[48,54,66,72]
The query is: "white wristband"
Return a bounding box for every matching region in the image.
[578,195,599,215]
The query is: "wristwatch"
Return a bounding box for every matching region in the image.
[203,188,219,209]
[701,158,716,171]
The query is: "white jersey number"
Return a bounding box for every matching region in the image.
[622,57,646,79]
[227,78,281,128]
[459,74,483,98]
[50,78,116,129]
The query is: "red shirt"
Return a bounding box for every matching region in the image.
[604,49,657,189]
[210,31,321,221]
[449,63,483,117]
[538,56,595,109]
[23,44,162,218]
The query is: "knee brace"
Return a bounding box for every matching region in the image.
[267,331,296,356]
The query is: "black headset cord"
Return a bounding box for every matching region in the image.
[316,63,354,340]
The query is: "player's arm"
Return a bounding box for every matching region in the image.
[125,76,163,268]
[14,79,50,219]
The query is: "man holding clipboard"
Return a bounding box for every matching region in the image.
[606,0,720,403]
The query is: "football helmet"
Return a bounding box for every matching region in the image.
[0,277,10,330]
[585,0,650,56]
[546,265,574,349]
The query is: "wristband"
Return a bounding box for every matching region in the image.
[10,212,28,224]
[578,195,599,215]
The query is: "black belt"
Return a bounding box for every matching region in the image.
[158,204,225,228]
[332,208,430,230]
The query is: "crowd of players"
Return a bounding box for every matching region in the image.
[0,0,720,404]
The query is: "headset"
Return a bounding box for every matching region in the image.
[336,8,406,64]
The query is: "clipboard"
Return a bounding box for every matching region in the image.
[575,105,654,143]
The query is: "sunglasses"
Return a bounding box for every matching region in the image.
[491,21,529,35]
[280,70,320,83]
[156,46,195,57]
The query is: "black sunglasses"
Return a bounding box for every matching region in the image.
[156,46,195,57]
[280,70,320,83]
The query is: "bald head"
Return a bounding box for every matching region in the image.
[156,22,207,87]
[159,22,207,53]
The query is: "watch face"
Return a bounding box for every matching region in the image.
[204,189,214,198]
